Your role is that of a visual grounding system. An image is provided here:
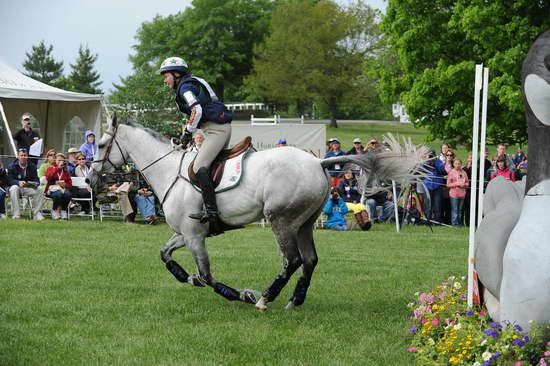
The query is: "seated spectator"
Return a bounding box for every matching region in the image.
[96,167,140,224]
[38,149,57,188]
[366,138,381,152]
[512,147,526,167]
[8,148,44,220]
[517,156,528,179]
[338,170,370,230]
[79,130,97,163]
[324,138,346,187]
[191,130,205,152]
[447,158,469,226]
[45,153,73,220]
[66,147,80,175]
[277,138,287,147]
[323,187,349,231]
[364,181,394,223]
[72,153,94,215]
[346,138,364,155]
[133,173,157,224]
[490,155,516,182]
[0,162,7,219]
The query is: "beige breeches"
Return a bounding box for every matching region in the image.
[193,121,231,174]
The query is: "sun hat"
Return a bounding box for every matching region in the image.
[67,147,80,154]
[353,138,362,143]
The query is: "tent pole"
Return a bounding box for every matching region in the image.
[0,101,17,155]
[43,100,50,149]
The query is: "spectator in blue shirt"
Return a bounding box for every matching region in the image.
[419,149,447,222]
[323,187,349,231]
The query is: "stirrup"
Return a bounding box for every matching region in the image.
[189,211,209,223]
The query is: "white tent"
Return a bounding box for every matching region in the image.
[0,59,104,158]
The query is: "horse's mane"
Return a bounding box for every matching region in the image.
[126,119,171,144]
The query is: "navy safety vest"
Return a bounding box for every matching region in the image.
[175,76,233,125]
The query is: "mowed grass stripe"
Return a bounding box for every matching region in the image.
[0,220,467,365]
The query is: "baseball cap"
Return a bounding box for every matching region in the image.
[330,138,340,143]
[22,115,31,121]
[353,138,361,143]
[67,147,80,154]
[278,138,287,144]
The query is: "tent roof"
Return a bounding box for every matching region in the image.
[0,59,103,102]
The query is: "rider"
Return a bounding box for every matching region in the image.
[159,56,233,235]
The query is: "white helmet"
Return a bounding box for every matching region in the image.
[159,57,189,75]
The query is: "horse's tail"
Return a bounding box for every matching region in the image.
[320,133,429,190]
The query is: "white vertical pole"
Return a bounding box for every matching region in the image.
[468,64,483,308]
[477,67,489,228]
[392,180,400,232]
[0,101,17,156]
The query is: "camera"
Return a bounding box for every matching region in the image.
[330,188,340,202]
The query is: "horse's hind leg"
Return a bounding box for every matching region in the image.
[285,217,318,310]
[255,222,302,311]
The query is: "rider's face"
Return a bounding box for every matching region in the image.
[163,73,175,89]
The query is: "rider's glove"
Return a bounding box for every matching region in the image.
[181,128,193,147]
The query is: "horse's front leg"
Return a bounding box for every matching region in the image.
[160,233,204,286]
[186,236,258,304]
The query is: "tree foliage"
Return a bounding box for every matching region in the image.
[248,0,383,127]
[379,0,550,145]
[67,44,102,94]
[22,40,65,88]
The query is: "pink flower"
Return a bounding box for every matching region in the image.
[480,309,488,316]
[432,318,440,326]
[419,292,435,305]
[407,347,417,352]
[545,351,550,357]
[540,358,548,366]
[547,341,550,347]
[515,362,522,366]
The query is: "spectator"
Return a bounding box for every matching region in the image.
[72,153,94,215]
[7,148,44,220]
[276,138,287,147]
[66,147,80,175]
[419,149,446,222]
[324,138,346,186]
[438,143,450,162]
[512,146,526,168]
[495,143,515,174]
[45,153,73,220]
[96,167,139,224]
[323,187,349,231]
[364,181,394,223]
[338,170,370,230]
[443,149,455,173]
[517,156,528,180]
[490,155,516,182]
[79,130,97,163]
[346,138,365,155]
[38,149,56,188]
[12,115,40,153]
[441,149,455,224]
[447,158,469,226]
[133,174,157,224]
[0,162,8,219]
[366,138,381,152]
[190,131,205,152]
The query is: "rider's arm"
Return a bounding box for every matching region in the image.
[181,89,202,133]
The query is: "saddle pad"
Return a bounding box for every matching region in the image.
[182,150,249,193]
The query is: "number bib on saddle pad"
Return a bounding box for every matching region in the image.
[181,145,254,194]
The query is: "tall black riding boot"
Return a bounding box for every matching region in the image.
[189,167,224,235]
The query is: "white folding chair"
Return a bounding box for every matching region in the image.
[70,177,94,220]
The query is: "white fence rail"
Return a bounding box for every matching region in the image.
[250,114,304,125]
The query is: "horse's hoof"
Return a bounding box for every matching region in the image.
[255,296,268,312]
[241,289,260,304]
[285,302,295,310]
[256,304,268,312]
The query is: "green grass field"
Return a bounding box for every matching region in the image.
[0,219,468,365]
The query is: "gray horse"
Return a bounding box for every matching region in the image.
[91,117,426,311]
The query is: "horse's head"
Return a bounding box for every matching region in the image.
[90,115,130,185]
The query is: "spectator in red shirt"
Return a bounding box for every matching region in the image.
[45,153,73,220]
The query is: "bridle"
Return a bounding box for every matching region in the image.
[92,124,128,173]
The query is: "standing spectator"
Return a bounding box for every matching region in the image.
[66,147,80,175]
[45,153,73,220]
[72,153,94,215]
[419,149,446,223]
[447,158,469,226]
[366,138,381,152]
[0,162,8,219]
[517,155,528,180]
[323,187,349,231]
[7,148,44,220]
[276,138,287,147]
[490,156,516,182]
[346,138,365,155]
[512,146,526,168]
[495,143,515,174]
[324,138,346,187]
[79,130,97,163]
[463,151,492,226]
[438,143,450,162]
[12,115,40,154]
[441,149,455,224]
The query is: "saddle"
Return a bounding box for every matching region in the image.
[188,136,253,188]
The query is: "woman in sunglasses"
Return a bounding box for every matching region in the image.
[38,149,57,190]
[72,153,94,214]
[45,153,72,220]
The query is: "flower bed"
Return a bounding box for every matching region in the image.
[407,276,550,365]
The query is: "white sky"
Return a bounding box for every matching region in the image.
[0,0,387,95]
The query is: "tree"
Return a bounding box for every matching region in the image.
[22,40,65,87]
[67,44,102,94]
[378,0,550,145]
[248,0,382,127]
